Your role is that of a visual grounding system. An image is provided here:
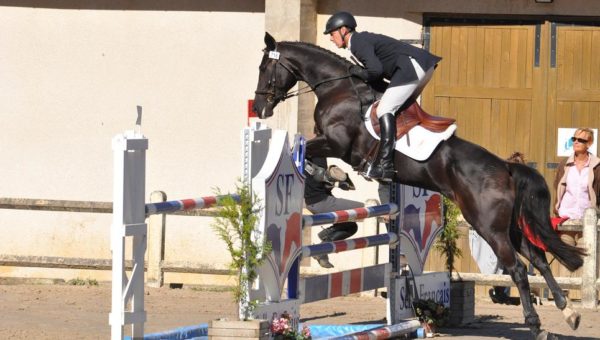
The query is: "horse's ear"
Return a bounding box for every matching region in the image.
[265,32,277,51]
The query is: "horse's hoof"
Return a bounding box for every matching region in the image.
[562,306,581,330]
[567,311,581,330]
[535,330,559,340]
[535,330,549,340]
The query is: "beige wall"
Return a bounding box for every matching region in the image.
[0,2,380,284]
[2,0,600,283]
[0,4,267,281]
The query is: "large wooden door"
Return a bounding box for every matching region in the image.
[545,23,600,182]
[424,20,600,192]
[423,21,548,169]
[423,20,600,293]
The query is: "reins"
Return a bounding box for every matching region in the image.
[280,74,353,100]
[256,47,376,122]
[255,50,353,102]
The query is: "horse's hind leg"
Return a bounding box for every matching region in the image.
[506,258,548,338]
[483,231,552,339]
[514,236,581,331]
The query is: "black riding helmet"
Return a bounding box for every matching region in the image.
[323,11,357,35]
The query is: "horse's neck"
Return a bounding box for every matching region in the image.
[282,45,349,91]
[299,65,345,94]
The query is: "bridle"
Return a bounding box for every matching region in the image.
[254,49,352,103]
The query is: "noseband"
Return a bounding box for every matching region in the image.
[254,50,352,103]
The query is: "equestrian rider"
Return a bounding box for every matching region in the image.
[324,11,442,181]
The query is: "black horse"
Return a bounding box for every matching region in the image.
[252,32,585,339]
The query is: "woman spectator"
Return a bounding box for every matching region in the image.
[554,127,600,246]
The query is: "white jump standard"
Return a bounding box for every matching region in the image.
[110,124,420,340]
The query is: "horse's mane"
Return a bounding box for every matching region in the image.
[279,41,352,67]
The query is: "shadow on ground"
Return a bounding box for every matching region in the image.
[440,317,597,340]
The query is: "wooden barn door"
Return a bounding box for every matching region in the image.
[544,23,600,292]
[423,20,600,192]
[422,21,549,173]
[545,23,600,180]
[423,19,600,297]
[421,20,549,293]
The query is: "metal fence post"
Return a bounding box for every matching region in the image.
[147,191,167,288]
[581,208,598,309]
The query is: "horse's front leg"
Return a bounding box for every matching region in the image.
[305,135,338,159]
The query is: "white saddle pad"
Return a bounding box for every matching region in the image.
[364,105,457,161]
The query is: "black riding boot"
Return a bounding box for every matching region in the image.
[364,113,396,181]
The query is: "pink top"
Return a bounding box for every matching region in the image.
[558,157,591,219]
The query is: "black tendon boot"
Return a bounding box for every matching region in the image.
[364,113,396,181]
[315,224,357,269]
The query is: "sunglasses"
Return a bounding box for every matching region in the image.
[571,137,589,144]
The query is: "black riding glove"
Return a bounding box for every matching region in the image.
[349,65,369,82]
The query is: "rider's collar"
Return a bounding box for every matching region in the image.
[346,32,353,49]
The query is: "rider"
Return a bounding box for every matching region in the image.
[324,11,442,181]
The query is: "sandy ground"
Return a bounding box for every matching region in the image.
[0,283,598,339]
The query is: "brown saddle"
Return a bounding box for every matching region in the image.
[370,101,456,140]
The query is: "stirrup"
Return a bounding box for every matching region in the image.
[362,163,395,181]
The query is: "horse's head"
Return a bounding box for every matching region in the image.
[252,32,299,119]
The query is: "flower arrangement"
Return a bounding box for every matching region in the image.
[271,313,311,340]
[412,298,450,328]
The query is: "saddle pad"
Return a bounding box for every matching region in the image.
[364,104,457,161]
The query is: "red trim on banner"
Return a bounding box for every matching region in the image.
[349,269,362,293]
[247,99,256,126]
[330,272,343,297]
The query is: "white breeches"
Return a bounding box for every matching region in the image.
[376,58,435,118]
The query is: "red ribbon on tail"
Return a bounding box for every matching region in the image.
[518,216,569,251]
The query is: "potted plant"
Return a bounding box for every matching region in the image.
[436,196,463,278]
[412,298,450,336]
[208,182,272,339]
[436,196,474,326]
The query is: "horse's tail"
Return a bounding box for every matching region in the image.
[509,162,587,272]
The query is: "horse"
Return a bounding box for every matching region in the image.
[252,32,586,339]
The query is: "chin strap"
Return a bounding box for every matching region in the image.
[339,29,350,48]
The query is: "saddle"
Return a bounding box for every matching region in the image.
[358,101,456,175]
[369,101,456,140]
